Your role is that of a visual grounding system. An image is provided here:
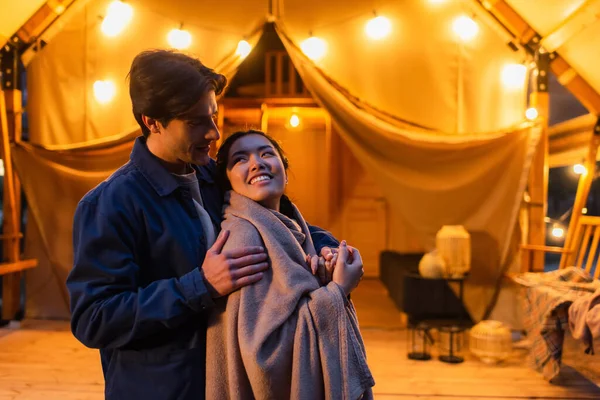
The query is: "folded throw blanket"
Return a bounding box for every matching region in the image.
[569,287,600,354]
[206,191,375,400]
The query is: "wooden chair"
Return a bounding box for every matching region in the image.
[511,215,600,281]
[562,215,600,278]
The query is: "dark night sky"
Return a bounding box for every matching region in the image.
[547,72,595,221]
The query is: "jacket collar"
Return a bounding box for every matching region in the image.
[130,136,214,197]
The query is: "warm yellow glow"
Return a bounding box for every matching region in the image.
[54,4,66,14]
[167,29,192,50]
[583,207,588,214]
[452,16,478,41]
[428,0,446,4]
[501,64,527,90]
[301,36,327,61]
[365,16,392,40]
[525,107,538,120]
[551,225,565,239]
[574,163,587,175]
[101,1,133,37]
[236,40,252,58]
[93,80,116,104]
[289,114,301,128]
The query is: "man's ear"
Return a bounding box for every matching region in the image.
[141,115,161,134]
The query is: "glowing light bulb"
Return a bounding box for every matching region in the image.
[236,40,252,58]
[289,114,300,128]
[93,80,116,104]
[101,1,133,37]
[301,36,327,61]
[452,16,478,42]
[365,16,392,40]
[583,207,588,214]
[525,107,538,120]
[574,164,587,175]
[502,64,527,90]
[167,29,192,50]
[551,225,565,239]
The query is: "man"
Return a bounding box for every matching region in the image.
[66,50,339,399]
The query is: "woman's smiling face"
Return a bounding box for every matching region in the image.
[226,134,287,211]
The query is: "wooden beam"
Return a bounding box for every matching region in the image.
[10,0,76,46]
[275,53,283,96]
[0,259,37,276]
[551,57,600,114]
[520,244,570,254]
[526,91,549,272]
[478,0,600,114]
[561,120,600,268]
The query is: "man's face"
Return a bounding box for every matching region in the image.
[153,90,220,167]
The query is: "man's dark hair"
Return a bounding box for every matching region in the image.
[128,50,227,137]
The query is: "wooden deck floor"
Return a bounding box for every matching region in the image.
[0,279,599,399]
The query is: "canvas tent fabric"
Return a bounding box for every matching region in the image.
[25,0,530,146]
[279,24,541,321]
[9,0,543,323]
[15,136,135,318]
[0,0,556,319]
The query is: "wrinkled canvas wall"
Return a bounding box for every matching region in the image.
[21,0,534,319]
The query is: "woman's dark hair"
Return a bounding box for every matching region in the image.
[216,129,294,216]
[128,50,227,137]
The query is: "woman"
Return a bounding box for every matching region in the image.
[206,130,374,399]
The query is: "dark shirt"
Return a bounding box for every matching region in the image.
[66,137,339,399]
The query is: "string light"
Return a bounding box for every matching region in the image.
[365,16,392,40]
[236,40,252,58]
[551,224,565,239]
[101,1,133,37]
[289,114,301,128]
[525,107,538,120]
[167,28,192,49]
[301,36,327,61]
[583,207,588,214]
[574,163,587,175]
[93,80,116,104]
[452,15,478,42]
[501,64,527,90]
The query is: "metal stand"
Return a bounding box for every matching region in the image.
[407,322,433,361]
[438,325,465,364]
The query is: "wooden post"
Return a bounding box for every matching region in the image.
[526,52,550,272]
[0,88,22,320]
[561,118,600,269]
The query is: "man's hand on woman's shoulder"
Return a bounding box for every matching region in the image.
[202,230,269,298]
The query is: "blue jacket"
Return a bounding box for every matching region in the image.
[67,137,339,400]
